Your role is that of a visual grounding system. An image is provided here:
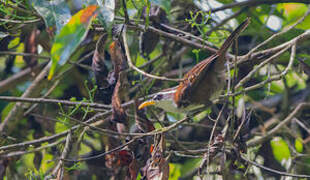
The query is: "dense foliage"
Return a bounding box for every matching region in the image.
[0,0,310,179]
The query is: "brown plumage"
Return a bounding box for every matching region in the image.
[138,18,250,113]
[174,18,250,108]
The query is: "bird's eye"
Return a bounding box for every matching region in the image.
[153,94,163,101]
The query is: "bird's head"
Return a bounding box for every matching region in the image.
[138,89,180,113]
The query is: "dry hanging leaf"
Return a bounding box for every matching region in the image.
[109,40,128,76]
[127,158,139,180]
[111,73,127,123]
[92,34,109,88]
[139,30,160,58]
[23,28,40,67]
[110,38,128,123]
[139,5,169,58]
[143,135,169,180]
[0,158,8,179]
[143,5,168,26]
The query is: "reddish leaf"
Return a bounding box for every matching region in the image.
[118,150,133,166]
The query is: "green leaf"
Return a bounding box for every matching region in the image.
[180,159,201,176]
[295,138,303,153]
[216,0,233,4]
[54,121,68,133]
[30,0,71,34]
[1,103,15,121]
[22,153,35,169]
[48,5,99,80]
[297,14,310,30]
[281,3,307,21]
[40,152,55,172]
[169,163,181,180]
[97,0,115,29]
[270,137,291,163]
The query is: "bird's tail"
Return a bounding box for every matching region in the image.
[217,18,250,56]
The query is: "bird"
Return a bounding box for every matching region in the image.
[138,18,250,113]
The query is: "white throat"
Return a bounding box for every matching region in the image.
[155,99,204,113]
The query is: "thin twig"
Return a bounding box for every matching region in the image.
[121,0,130,24]
[24,80,60,116]
[0,112,108,151]
[249,7,310,54]
[50,131,72,179]
[0,62,51,133]
[0,51,50,59]
[2,138,65,158]
[122,26,183,82]
[294,118,310,135]
[236,45,291,89]
[61,116,190,162]
[62,138,136,162]
[247,102,310,146]
[228,43,296,97]
[0,63,45,94]
[200,104,226,176]
[0,112,189,152]
[209,0,310,13]
[207,8,246,35]
[112,16,216,49]
[241,155,310,178]
[126,24,219,54]
[0,17,41,24]
[0,96,111,109]
[238,30,310,65]
[159,23,213,46]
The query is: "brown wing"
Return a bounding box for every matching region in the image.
[174,18,250,107]
[174,54,218,107]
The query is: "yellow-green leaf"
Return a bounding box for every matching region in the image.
[270,137,291,163]
[48,5,99,80]
[295,137,303,153]
[278,3,310,30]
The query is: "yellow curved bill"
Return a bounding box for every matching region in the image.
[138,100,155,110]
